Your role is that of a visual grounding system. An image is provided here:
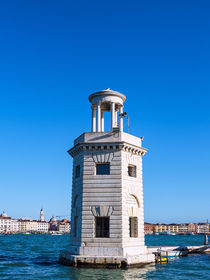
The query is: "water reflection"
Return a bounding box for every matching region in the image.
[123,264,156,279]
[69,264,156,280]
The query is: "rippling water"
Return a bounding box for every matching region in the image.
[0,234,209,279]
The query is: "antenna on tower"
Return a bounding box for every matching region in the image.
[120,111,129,133]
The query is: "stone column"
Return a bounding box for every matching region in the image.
[91,105,96,132]
[101,111,104,132]
[111,102,115,131]
[119,106,123,132]
[115,110,118,127]
[97,103,101,132]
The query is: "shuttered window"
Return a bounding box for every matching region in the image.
[129,217,138,237]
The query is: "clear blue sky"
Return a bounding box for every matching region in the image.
[0,0,209,223]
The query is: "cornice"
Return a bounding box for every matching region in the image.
[68,142,147,158]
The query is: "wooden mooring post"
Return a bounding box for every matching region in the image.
[204,234,209,245]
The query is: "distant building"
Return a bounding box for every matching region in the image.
[57,219,70,233]
[37,221,49,233]
[197,223,210,234]
[167,224,179,234]
[154,223,167,233]
[18,219,38,232]
[154,223,180,234]
[27,220,38,232]
[49,216,58,231]
[188,223,197,233]
[11,219,19,232]
[49,217,70,233]
[0,212,12,233]
[18,219,27,232]
[144,223,154,234]
[0,209,70,234]
[178,224,188,234]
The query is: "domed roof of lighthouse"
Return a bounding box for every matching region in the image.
[89,88,126,106]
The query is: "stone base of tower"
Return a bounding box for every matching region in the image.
[59,248,155,268]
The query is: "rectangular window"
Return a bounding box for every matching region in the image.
[128,165,136,177]
[75,165,80,178]
[129,217,138,237]
[95,217,109,238]
[96,163,110,175]
[73,216,78,237]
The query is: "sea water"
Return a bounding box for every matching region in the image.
[0,234,209,279]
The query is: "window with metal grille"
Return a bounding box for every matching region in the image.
[96,163,110,175]
[95,217,109,238]
[75,165,80,178]
[128,165,136,177]
[129,217,138,237]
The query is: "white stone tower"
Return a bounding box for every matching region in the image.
[60,89,154,267]
[40,208,45,222]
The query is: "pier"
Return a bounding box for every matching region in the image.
[148,245,210,263]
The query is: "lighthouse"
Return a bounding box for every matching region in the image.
[60,89,154,267]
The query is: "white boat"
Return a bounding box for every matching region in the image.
[158,249,188,257]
